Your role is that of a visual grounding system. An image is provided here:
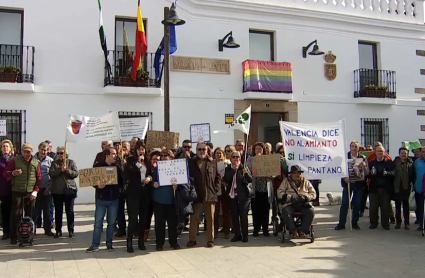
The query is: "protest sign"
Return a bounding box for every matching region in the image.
[65,112,120,143]
[251,154,281,177]
[279,120,347,179]
[78,167,118,188]
[146,130,179,150]
[157,158,189,186]
[347,158,365,181]
[119,117,149,141]
[190,123,211,143]
[0,119,6,136]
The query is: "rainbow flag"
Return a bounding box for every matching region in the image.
[131,0,148,81]
[243,60,292,93]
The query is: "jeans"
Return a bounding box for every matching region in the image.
[91,198,119,247]
[52,194,75,232]
[35,188,53,232]
[36,195,54,228]
[338,186,363,226]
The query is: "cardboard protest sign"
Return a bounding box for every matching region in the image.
[251,154,281,177]
[157,158,189,186]
[146,130,179,150]
[78,167,118,188]
[279,120,347,179]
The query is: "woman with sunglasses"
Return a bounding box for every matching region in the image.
[151,149,180,251]
[224,145,236,160]
[224,151,252,242]
[49,146,78,238]
[124,140,152,253]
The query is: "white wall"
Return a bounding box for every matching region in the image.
[0,0,425,201]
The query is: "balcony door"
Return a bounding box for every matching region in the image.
[0,10,24,69]
[358,41,378,88]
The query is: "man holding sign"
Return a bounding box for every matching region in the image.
[86,148,124,253]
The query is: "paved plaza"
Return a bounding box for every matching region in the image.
[0,194,424,278]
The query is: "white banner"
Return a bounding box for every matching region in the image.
[279,120,347,179]
[65,112,121,143]
[0,120,6,136]
[119,117,149,141]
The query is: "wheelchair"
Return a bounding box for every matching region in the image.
[272,199,315,243]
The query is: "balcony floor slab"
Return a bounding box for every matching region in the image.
[103,86,163,97]
[353,97,397,105]
[242,91,293,100]
[0,83,35,93]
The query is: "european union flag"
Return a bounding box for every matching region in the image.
[154,24,177,79]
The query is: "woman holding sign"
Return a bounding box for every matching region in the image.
[151,149,181,251]
[124,140,152,253]
[247,142,273,237]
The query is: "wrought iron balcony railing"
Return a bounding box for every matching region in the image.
[354,69,396,99]
[0,44,35,83]
[104,50,161,88]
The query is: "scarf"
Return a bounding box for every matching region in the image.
[2,153,12,162]
[394,158,409,193]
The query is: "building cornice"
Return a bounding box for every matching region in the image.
[167,0,425,42]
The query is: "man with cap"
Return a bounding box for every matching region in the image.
[3,143,41,245]
[277,165,316,238]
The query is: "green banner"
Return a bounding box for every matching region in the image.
[402,141,422,151]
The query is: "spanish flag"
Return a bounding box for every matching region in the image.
[131,0,148,81]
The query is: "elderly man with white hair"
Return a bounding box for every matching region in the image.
[368,145,395,230]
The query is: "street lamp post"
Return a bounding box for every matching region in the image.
[163,7,170,132]
[161,3,185,132]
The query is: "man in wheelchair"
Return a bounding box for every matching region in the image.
[277,165,316,238]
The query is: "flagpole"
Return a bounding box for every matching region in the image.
[163,6,170,131]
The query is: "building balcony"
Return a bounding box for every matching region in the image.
[0,44,35,93]
[242,59,293,100]
[103,50,162,97]
[354,68,397,105]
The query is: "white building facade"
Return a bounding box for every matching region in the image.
[1,0,425,203]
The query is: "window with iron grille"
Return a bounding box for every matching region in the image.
[0,110,26,154]
[361,118,389,151]
[118,111,152,140]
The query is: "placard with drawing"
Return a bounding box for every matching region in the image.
[157,158,189,186]
[190,123,211,143]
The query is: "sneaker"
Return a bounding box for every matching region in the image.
[106,245,113,252]
[335,225,345,231]
[86,246,99,253]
